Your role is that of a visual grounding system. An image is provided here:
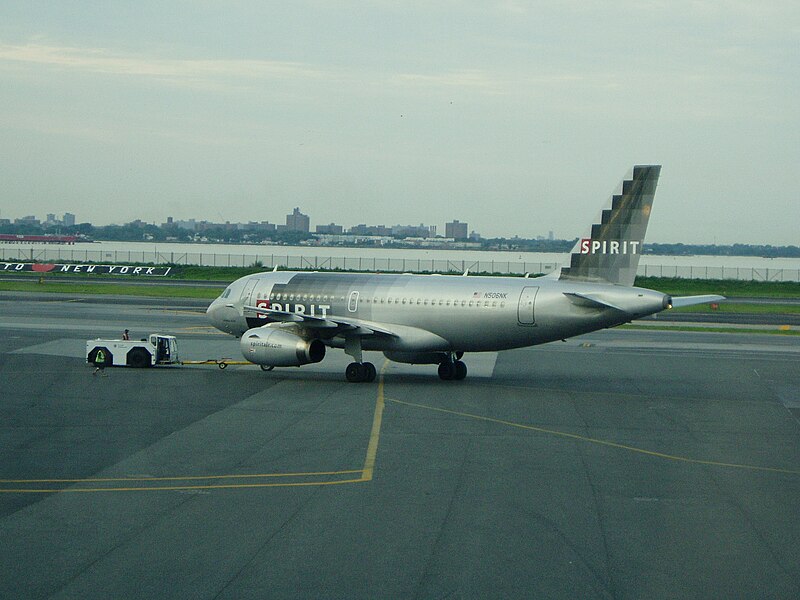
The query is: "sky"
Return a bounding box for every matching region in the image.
[0,1,798,245]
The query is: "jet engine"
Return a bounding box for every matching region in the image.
[241,327,326,367]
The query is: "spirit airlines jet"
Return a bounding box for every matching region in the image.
[206,166,723,382]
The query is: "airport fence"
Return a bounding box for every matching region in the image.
[1,246,798,282]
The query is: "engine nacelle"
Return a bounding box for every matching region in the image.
[241,327,326,367]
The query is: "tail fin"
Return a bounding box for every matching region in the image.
[559,165,661,287]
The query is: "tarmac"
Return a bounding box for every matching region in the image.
[1,293,799,599]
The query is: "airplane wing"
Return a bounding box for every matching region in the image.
[243,305,399,338]
[669,294,726,308]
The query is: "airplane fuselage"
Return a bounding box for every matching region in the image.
[206,270,671,354]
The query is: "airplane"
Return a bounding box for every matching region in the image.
[206,165,724,382]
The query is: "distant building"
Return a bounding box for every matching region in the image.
[63,213,76,227]
[238,221,276,232]
[445,220,468,239]
[172,218,199,231]
[316,223,343,235]
[286,207,310,232]
[391,224,432,238]
[349,224,392,236]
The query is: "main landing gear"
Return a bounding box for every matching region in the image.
[344,336,376,383]
[346,361,377,383]
[438,356,467,381]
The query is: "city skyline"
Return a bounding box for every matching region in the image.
[1,208,480,240]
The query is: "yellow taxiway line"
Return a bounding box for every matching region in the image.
[5,359,795,493]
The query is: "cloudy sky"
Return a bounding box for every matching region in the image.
[1,1,798,244]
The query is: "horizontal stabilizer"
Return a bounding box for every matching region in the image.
[563,292,626,312]
[669,295,725,308]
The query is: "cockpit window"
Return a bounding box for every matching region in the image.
[221,287,232,299]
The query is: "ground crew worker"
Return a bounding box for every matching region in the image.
[122,329,130,340]
[93,348,108,377]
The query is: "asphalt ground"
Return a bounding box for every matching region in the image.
[1,295,799,599]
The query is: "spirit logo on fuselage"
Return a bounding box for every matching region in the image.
[579,239,640,255]
[255,300,331,319]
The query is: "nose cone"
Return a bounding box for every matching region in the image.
[206,299,242,335]
[206,300,217,321]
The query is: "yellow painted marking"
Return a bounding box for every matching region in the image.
[386,397,800,476]
[0,470,363,484]
[1,362,391,493]
[0,478,368,494]
[361,361,389,481]
[180,360,253,366]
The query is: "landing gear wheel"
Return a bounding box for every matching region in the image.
[438,361,456,381]
[453,360,467,380]
[346,362,365,383]
[260,364,274,372]
[346,362,376,383]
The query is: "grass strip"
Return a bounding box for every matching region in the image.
[621,324,799,336]
[0,280,220,299]
[672,303,800,315]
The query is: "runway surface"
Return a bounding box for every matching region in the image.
[1,294,799,599]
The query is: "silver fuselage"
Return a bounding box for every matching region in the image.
[206,271,670,353]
